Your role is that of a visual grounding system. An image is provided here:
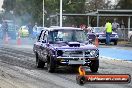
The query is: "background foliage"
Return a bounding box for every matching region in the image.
[1,0,132,27]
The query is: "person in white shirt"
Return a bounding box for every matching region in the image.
[112,18,119,32]
[87,24,93,33]
[33,23,38,39]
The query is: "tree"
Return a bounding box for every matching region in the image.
[2,0,113,27]
[85,0,113,26]
[116,0,132,9]
[2,0,16,12]
[116,0,132,28]
[62,0,86,26]
[85,0,113,13]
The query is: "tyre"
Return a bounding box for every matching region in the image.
[130,36,132,44]
[90,60,99,73]
[47,56,55,73]
[36,53,45,68]
[114,41,117,45]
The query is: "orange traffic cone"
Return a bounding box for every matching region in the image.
[17,32,21,45]
[95,36,99,47]
[4,33,9,44]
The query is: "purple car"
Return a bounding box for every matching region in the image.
[87,27,119,45]
[33,27,99,73]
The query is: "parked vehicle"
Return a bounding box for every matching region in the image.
[18,26,29,37]
[87,27,119,45]
[128,30,132,43]
[33,27,99,73]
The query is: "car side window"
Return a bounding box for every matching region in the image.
[40,31,45,41]
[43,31,48,43]
[38,30,45,42]
[38,30,48,43]
[38,30,43,41]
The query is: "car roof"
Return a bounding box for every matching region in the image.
[93,27,105,28]
[46,27,83,31]
[37,27,47,28]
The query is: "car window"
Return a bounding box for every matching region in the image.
[48,31,53,42]
[38,31,45,42]
[43,31,48,43]
[48,29,87,43]
[38,30,43,41]
[93,27,105,33]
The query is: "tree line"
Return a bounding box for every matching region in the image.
[1,0,132,27]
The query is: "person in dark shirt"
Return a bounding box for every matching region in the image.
[27,22,33,39]
[1,21,8,40]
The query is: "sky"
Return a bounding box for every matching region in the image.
[0,0,3,11]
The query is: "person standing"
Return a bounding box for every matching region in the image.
[1,21,8,40]
[27,22,33,39]
[32,22,38,39]
[112,18,119,32]
[105,19,112,45]
[87,24,93,33]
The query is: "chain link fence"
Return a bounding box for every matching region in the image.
[116,28,132,41]
[89,27,131,41]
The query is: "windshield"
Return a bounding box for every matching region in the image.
[93,27,105,33]
[48,29,87,43]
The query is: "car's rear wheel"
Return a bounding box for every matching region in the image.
[47,56,55,73]
[114,41,117,45]
[90,60,99,73]
[36,53,45,68]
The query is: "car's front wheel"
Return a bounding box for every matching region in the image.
[130,36,132,44]
[90,60,99,73]
[36,53,45,68]
[47,56,55,73]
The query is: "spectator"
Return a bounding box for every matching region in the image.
[112,18,119,32]
[33,22,38,39]
[119,20,125,38]
[105,19,112,45]
[1,20,8,40]
[27,22,33,39]
[87,24,93,33]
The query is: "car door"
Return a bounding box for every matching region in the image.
[36,30,45,60]
[39,31,48,62]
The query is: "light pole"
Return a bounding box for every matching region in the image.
[43,0,44,27]
[60,0,62,27]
